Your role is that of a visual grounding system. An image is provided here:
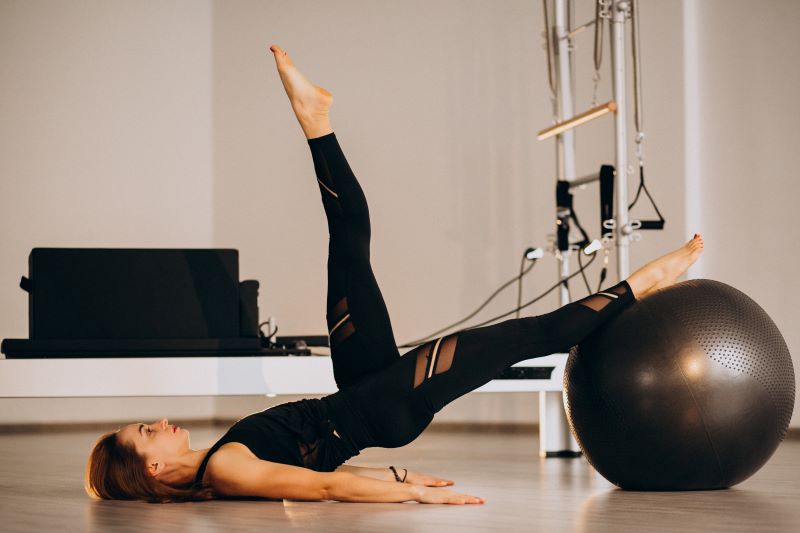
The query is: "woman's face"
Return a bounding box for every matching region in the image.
[117,418,190,470]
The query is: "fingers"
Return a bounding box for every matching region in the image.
[448,490,484,505]
[410,470,455,486]
[418,486,485,504]
[424,472,455,486]
[449,495,484,505]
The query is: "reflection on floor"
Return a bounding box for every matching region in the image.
[0,424,797,532]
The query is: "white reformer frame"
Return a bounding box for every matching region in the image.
[1,1,641,461]
[0,354,569,447]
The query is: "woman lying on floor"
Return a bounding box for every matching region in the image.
[85,45,703,505]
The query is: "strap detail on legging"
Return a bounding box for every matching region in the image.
[317,178,339,198]
[427,337,444,379]
[597,291,619,299]
[329,313,351,336]
[413,334,459,388]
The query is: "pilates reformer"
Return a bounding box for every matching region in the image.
[0,1,666,461]
[536,0,665,455]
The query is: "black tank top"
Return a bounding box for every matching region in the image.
[193,397,362,486]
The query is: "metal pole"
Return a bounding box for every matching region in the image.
[554,0,575,307]
[610,0,631,279]
[541,0,580,458]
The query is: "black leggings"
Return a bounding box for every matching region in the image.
[310,133,635,450]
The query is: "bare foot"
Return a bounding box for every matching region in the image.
[269,45,333,139]
[626,234,705,299]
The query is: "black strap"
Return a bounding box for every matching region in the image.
[599,164,615,235]
[388,465,408,483]
[556,180,590,252]
[193,440,227,486]
[628,164,665,230]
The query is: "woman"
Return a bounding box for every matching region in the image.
[85,45,704,505]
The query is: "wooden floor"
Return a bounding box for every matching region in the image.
[1,425,798,532]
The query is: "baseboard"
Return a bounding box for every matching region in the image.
[426,421,538,434]
[1,420,798,440]
[0,418,226,435]
[0,419,540,435]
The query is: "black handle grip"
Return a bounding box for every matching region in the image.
[640,220,665,230]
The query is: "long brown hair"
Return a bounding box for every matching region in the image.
[85,431,215,503]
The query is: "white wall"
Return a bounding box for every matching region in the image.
[211,0,687,341]
[208,0,686,425]
[0,0,216,423]
[684,0,800,427]
[3,1,793,429]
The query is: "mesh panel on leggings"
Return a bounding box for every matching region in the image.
[434,335,458,375]
[575,284,629,312]
[413,344,431,388]
[328,297,355,347]
[412,334,458,389]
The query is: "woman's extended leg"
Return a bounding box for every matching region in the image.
[271,45,400,389]
[337,236,704,449]
[309,134,402,389]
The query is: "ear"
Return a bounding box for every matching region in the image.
[147,461,164,478]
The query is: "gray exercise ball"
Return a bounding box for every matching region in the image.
[564,279,795,490]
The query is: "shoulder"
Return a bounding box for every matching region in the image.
[205,442,256,480]
[204,443,333,501]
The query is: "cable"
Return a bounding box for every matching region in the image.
[399,255,540,348]
[597,265,608,292]
[577,248,593,295]
[258,322,278,340]
[569,205,591,249]
[465,251,598,330]
[516,254,527,319]
[400,251,598,347]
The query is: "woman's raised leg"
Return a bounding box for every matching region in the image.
[271,45,401,389]
[340,236,704,449]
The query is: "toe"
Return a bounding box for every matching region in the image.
[270,45,291,66]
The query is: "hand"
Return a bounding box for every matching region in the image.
[402,469,455,487]
[413,485,485,505]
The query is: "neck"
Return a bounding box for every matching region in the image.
[157,448,210,487]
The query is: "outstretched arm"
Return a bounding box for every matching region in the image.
[209,450,480,504]
[335,464,455,487]
[326,472,483,504]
